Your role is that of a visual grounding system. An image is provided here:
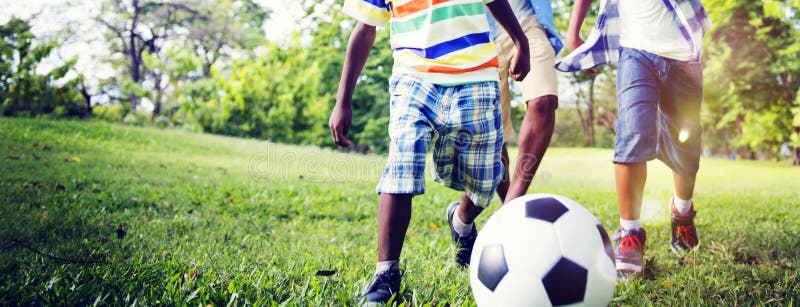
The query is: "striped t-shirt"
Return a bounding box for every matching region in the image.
[343,0,499,85]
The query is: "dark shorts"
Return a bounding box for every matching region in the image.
[615,47,703,177]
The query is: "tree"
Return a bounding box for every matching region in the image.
[702,0,800,160]
[98,0,203,112]
[186,0,269,77]
[298,0,394,151]
[0,18,87,118]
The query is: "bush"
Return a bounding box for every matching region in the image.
[93,104,127,122]
[123,111,148,127]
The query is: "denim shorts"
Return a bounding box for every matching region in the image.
[375,74,504,208]
[615,47,703,177]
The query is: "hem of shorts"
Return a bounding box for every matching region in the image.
[434,179,493,208]
[613,156,655,164]
[375,185,425,196]
[521,91,559,104]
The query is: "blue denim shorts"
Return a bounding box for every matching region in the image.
[375,74,504,208]
[614,47,703,177]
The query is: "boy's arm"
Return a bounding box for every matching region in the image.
[565,0,593,52]
[329,22,376,148]
[486,0,529,81]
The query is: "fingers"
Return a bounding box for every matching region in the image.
[509,68,528,82]
[329,123,352,148]
[329,122,341,145]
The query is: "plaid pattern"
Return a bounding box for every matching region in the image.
[555,0,712,72]
[376,74,504,208]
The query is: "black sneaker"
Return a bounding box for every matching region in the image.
[670,201,698,254]
[612,227,646,279]
[358,267,403,306]
[447,201,477,267]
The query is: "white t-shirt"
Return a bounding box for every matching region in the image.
[618,0,692,61]
[492,0,535,39]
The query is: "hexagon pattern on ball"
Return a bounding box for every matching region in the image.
[542,257,588,305]
[477,244,508,291]
[469,194,617,307]
[524,197,569,223]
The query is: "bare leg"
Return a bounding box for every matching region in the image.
[458,193,485,224]
[377,193,412,261]
[504,95,558,202]
[615,162,647,220]
[673,172,696,201]
[496,144,511,203]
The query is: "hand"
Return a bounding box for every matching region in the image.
[328,103,353,148]
[566,36,585,52]
[509,43,530,81]
[566,36,597,74]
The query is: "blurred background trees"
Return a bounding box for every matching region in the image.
[0,0,798,161]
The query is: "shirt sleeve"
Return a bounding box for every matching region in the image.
[342,0,391,27]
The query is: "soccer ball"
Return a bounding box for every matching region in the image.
[469,193,617,306]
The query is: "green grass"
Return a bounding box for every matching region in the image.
[0,117,798,305]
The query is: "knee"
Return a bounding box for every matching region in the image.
[526,95,558,118]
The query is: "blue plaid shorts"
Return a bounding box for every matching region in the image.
[376,74,504,208]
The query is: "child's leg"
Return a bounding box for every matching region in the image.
[614,47,661,224]
[672,172,695,201]
[496,145,511,203]
[658,59,703,253]
[377,193,413,262]
[612,47,662,278]
[615,162,647,220]
[361,74,437,302]
[457,192,485,224]
[506,95,557,201]
[501,16,559,202]
[434,80,503,266]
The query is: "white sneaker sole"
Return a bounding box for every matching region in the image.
[616,261,643,280]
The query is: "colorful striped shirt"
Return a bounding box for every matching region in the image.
[343,0,499,85]
[555,0,712,72]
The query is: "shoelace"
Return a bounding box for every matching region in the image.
[368,269,404,289]
[675,225,696,246]
[618,234,643,254]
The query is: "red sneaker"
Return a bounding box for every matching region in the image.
[670,201,698,254]
[612,227,646,279]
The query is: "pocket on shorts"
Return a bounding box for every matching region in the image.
[677,61,703,90]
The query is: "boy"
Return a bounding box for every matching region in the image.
[557,0,712,278]
[485,0,563,203]
[328,0,531,304]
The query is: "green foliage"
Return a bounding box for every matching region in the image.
[175,43,329,144]
[92,104,127,122]
[1,118,799,305]
[702,0,800,157]
[0,18,88,118]
[792,87,800,146]
[300,0,394,152]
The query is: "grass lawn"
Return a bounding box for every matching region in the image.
[1,117,798,305]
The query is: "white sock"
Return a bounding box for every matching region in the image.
[620,218,642,231]
[672,195,693,216]
[375,260,399,274]
[452,212,474,237]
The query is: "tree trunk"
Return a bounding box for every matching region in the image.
[128,0,141,112]
[152,72,163,120]
[793,148,800,166]
[79,83,92,118]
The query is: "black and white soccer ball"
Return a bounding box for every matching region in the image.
[469,193,616,306]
